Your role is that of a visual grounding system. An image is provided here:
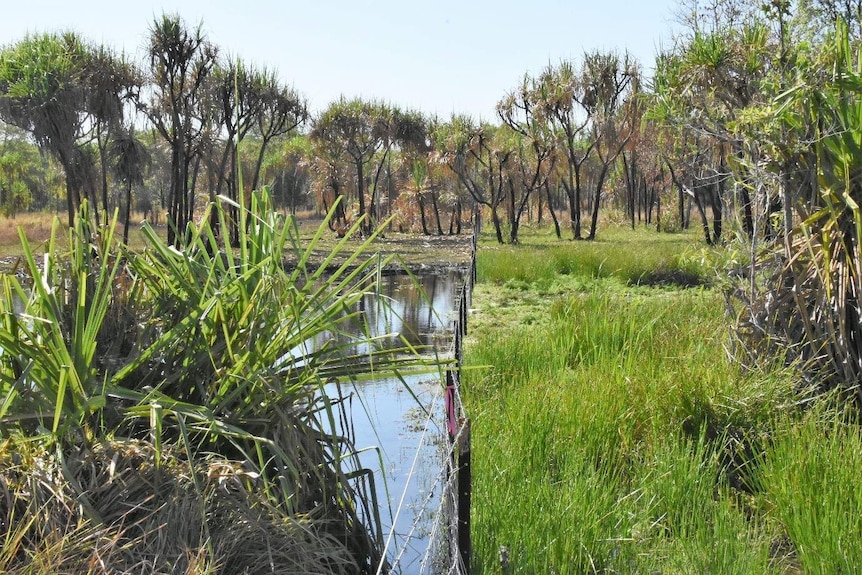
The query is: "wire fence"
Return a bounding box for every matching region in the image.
[441,277,473,575]
[381,227,476,575]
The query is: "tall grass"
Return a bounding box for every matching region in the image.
[476,227,713,288]
[462,228,852,574]
[755,414,862,574]
[0,189,431,573]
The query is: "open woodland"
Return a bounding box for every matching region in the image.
[3,0,862,572]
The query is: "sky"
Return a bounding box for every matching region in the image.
[0,0,683,122]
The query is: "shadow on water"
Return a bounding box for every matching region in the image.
[325,268,465,574]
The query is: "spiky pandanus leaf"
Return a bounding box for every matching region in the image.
[731,22,862,403]
[0,187,436,572]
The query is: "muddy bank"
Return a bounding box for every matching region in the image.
[284,230,475,275]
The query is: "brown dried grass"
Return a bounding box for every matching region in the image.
[0,437,357,574]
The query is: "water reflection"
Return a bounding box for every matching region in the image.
[313,269,464,355]
[332,374,445,575]
[326,269,465,574]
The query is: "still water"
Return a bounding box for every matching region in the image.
[327,269,465,574]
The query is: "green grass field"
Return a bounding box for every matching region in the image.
[463,225,862,574]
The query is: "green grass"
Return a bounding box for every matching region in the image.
[476,225,715,288]
[754,414,862,574]
[463,225,862,574]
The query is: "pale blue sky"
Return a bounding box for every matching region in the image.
[0,0,682,121]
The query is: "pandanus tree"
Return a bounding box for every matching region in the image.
[311,98,393,237]
[307,132,352,229]
[87,46,142,225]
[406,156,433,235]
[533,60,596,240]
[498,74,559,241]
[261,134,313,214]
[434,115,512,244]
[211,58,265,244]
[145,13,218,247]
[0,32,126,228]
[395,109,438,233]
[249,78,307,194]
[649,3,778,243]
[109,129,151,245]
[733,19,862,408]
[648,53,722,241]
[583,51,638,240]
[529,52,638,241]
[618,86,668,231]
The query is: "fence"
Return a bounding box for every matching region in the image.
[374,227,477,575]
[442,225,476,575]
[442,280,472,574]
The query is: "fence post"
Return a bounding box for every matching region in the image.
[471,228,478,288]
[457,417,472,573]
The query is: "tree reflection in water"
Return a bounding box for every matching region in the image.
[313,269,464,356]
[320,268,467,574]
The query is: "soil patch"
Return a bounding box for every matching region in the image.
[289,230,474,275]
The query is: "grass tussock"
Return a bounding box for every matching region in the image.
[0,438,354,574]
[463,225,861,574]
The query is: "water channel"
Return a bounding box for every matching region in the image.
[327,268,466,574]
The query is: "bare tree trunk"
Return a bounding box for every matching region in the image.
[431,186,444,235]
[369,148,390,226]
[507,178,518,244]
[123,180,132,245]
[622,152,635,229]
[692,185,712,245]
[98,126,110,225]
[545,181,561,239]
[587,165,611,240]
[418,193,429,235]
[709,180,723,243]
[355,158,368,236]
[167,141,182,246]
[563,181,579,240]
[490,205,504,244]
[537,185,544,225]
